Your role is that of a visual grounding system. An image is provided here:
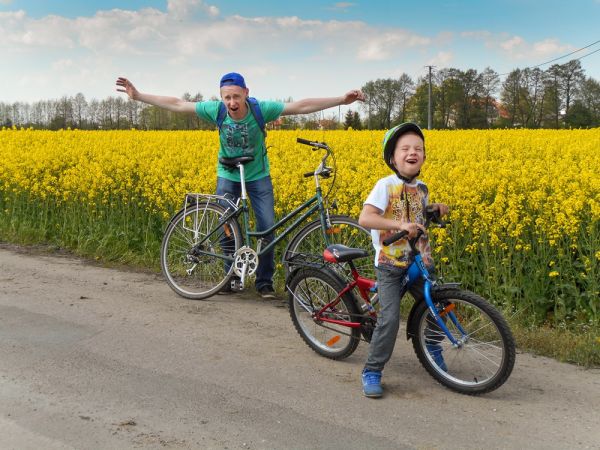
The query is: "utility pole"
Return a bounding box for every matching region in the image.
[425,65,435,130]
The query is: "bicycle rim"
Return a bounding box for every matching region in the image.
[413,289,515,395]
[288,268,360,360]
[161,202,241,299]
[285,215,375,279]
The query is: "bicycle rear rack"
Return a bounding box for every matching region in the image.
[285,252,327,270]
[182,193,239,236]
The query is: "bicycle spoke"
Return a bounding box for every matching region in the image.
[413,289,515,394]
[161,202,241,299]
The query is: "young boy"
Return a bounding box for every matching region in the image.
[358,122,448,398]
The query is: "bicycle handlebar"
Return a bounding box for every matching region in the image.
[382,230,409,246]
[296,137,330,150]
[382,206,449,247]
[297,137,334,181]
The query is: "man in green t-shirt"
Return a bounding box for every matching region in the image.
[116,73,364,298]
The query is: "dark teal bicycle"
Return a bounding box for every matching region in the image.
[160,138,374,299]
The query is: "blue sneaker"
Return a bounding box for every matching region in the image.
[362,369,383,398]
[426,343,448,372]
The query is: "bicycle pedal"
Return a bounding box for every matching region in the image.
[231,279,244,291]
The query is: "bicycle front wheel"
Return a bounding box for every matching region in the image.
[285,215,374,279]
[160,201,242,299]
[411,288,515,395]
[287,268,361,360]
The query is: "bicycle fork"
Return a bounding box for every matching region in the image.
[409,256,468,348]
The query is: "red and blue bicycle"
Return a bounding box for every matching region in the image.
[286,207,516,395]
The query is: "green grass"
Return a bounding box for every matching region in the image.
[510,320,600,367]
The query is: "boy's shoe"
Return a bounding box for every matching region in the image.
[426,343,448,372]
[361,369,383,398]
[218,276,241,294]
[257,285,277,299]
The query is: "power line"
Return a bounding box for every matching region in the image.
[499,38,600,76]
[529,39,600,69]
[573,46,600,62]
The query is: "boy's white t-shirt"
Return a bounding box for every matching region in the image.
[364,174,433,269]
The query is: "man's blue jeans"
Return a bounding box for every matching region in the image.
[216,175,275,290]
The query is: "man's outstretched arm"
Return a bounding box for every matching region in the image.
[116,77,197,114]
[281,89,364,116]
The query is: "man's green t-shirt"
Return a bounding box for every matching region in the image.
[195,100,285,182]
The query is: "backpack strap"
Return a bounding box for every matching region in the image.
[247,97,266,138]
[216,102,228,133]
[216,98,266,138]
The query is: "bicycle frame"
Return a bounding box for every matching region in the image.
[236,162,331,256]
[188,147,335,264]
[301,254,467,347]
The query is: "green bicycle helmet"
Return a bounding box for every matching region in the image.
[382,122,425,179]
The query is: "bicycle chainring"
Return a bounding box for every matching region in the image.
[233,246,259,277]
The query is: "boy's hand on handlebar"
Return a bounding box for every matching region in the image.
[397,222,425,239]
[429,203,449,217]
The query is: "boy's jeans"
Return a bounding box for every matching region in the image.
[364,265,410,372]
[364,264,432,372]
[216,175,275,290]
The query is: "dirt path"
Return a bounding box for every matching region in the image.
[0,245,598,449]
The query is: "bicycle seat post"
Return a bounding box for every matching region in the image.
[238,162,248,201]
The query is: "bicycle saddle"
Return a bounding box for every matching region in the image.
[324,244,369,263]
[219,156,255,168]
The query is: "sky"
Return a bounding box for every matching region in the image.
[1,0,600,112]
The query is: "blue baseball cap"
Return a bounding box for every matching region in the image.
[220,72,246,88]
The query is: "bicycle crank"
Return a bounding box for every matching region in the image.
[233,246,259,279]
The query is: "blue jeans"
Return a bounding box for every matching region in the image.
[216,175,275,290]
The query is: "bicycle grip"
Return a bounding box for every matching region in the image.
[303,172,314,178]
[297,138,315,146]
[383,230,408,246]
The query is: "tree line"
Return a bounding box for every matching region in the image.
[2,60,599,130]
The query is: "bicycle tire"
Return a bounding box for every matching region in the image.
[284,215,375,279]
[287,267,361,360]
[160,201,242,299]
[411,288,515,395]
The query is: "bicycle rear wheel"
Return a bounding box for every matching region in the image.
[411,288,515,395]
[284,215,374,279]
[161,201,242,299]
[287,268,361,360]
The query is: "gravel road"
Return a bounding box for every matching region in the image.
[0,245,598,449]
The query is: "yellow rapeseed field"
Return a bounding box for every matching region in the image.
[1,127,599,324]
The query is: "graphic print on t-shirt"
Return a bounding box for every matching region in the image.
[223,122,251,157]
[379,182,431,268]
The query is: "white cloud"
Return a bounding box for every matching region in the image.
[328,2,357,11]
[500,36,524,52]
[2,3,586,103]
[461,31,573,63]
[429,51,454,66]
[532,38,571,57]
[167,0,219,19]
[460,30,492,40]
[358,31,431,61]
